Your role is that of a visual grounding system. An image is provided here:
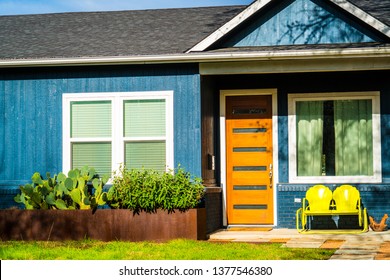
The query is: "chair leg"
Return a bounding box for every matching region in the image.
[296,208,304,232]
[296,208,308,233]
[362,208,369,232]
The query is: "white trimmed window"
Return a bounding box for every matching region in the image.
[288,92,381,183]
[63,91,174,176]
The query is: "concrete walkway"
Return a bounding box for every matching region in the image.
[208,228,390,260]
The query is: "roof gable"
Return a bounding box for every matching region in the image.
[222,0,375,47]
[188,0,390,52]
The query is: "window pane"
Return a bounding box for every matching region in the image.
[124,99,165,137]
[72,143,112,176]
[296,101,324,176]
[295,99,374,177]
[71,101,111,137]
[125,141,166,172]
[334,100,373,176]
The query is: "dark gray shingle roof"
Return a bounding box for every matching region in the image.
[0,6,246,59]
[349,0,390,26]
[0,0,389,61]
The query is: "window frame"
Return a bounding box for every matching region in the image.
[63,91,174,176]
[288,91,381,184]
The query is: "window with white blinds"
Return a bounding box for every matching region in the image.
[63,92,174,176]
[124,100,166,137]
[71,101,112,138]
[123,99,167,172]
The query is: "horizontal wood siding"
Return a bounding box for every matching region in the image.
[0,65,201,187]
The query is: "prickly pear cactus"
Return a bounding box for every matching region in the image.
[14,166,109,210]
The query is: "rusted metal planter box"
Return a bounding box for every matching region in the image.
[0,208,206,241]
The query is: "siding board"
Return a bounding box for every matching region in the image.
[0,65,201,193]
[220,0,378,48]
[0,80,4,181]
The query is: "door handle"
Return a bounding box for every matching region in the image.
[269,164,273,189]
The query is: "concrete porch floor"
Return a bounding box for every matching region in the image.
[208,228,390,260]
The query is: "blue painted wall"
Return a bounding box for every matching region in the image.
[220,0,377,47]
[214,70,390,183]
[213,70,390,228]
[275,73,390,229]
[277,184,390,229]
[0,64,201,208]
[2,66,390,229]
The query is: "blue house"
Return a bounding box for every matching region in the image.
[1,0,390,232]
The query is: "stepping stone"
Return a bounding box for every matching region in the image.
[330,254,376,260]
[284,239,325,248]
[340,243,381,250]
[375,241,390,260]
[334,249,378,255]
[320,240,344,249]
[269,238,290,243]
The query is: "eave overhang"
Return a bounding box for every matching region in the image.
[1,46,390,74]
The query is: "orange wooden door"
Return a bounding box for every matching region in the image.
[226,95,273,224]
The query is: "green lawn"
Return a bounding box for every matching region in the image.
[0,239,335,260]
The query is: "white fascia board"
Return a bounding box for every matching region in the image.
[329,0,390,38]
[186,0,273,53]
[1,46,390,68]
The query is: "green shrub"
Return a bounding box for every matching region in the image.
[14,166,109,211]
[107,166,205,213]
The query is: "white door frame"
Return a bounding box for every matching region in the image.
[220,89,279,227]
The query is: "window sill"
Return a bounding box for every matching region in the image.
[288,175,382,184]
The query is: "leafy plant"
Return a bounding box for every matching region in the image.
[107,166,204,213]
[14,166,109,211]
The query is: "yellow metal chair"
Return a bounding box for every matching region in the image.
[332,185,368,232]
[296,185,333,232]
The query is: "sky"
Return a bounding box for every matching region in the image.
[0,0,254,15]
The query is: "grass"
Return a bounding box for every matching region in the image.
[0,239,335,260]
